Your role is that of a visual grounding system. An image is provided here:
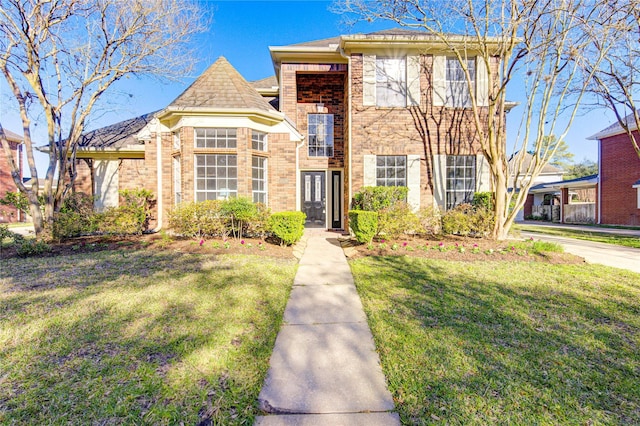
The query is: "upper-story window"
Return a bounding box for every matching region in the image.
[376,57,407,107]
[195,128,237,149]
[308,114,334,157]
[445,57,476,108]
[252,130,267,151]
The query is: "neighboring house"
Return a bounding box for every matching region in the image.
[72,29,503,230]
[525,175,598,224]
[588,113,640,226]
[0,129,24,223]
[509,152,565,221]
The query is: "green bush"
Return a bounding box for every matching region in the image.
[377,202,420,239]
[442,204,494,237]
[0,224,25,256]
[472,192,494,211]
[417,206,442,236]
[168,200,226,237]
[16,238,51,257]
[52,193,98,240]
[96,189,155,236]
[245,202,271,238]
[352,186,408,211]
[220,197,257,239]
[348,210,378,244]
[268,211,305,246]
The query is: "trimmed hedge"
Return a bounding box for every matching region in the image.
[352,186,408,211]
[268,211,306,246]
[168,200,226,237]
[348,210,378,244]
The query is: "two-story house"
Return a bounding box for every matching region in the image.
[74,29,498,230]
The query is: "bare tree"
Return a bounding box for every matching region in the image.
[0,0,207,236]
[335,0,614,239]
[582,0,640,158]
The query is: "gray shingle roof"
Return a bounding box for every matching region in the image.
[168,57,276,112]
[78,111,157,149]
[509,152,565,175]
[290,29,434,48]
[2,128,23,142]
[588,109,640,140]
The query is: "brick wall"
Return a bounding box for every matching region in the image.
[600,131,640,225]
[349,53,491,209]
[0,141,21,222]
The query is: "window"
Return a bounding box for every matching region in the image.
[195,154,237,201]
[308,114,334,157]
[446,57,475,108]
[252,156,267,204]
[376,57,406,107]
[252,131,267,151]
[173,156,181,204]
[376,156,406,187]
[195,128,237,148]
[446,155,476,209]
[173,132,181,150]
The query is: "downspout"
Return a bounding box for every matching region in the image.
[339,46,352,224]
[152,118,163,232]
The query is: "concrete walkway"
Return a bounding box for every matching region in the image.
[255,230,399,425]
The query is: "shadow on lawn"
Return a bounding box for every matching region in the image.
[355,256,640,425]
[0,249,295,424]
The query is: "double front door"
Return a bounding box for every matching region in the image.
[301,171,341,229]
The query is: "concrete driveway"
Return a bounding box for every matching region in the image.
[519,231,640,274]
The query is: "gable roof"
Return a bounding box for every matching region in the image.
[1,128,23,142]
[77,111,157,149]
[588,110,639,140]
[168,56,276,113]
[508,152,565,175]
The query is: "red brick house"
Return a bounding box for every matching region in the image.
[74,30,500,230]
[589,114,640,226]
[0,128,24,223]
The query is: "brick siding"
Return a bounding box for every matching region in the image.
[0,141,21,222]
[599,131,640,225]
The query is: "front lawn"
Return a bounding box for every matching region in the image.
[350,257,640,424]
[0,249,297,424]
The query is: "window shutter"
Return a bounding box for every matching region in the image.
[363,54,376,106]
[407,154,421,210]
[432,55,447,107]
[407,55,421,106]
[432,154,447,209]
[476,153,492,192]
[363,154,376,186]
[476,56,489,107]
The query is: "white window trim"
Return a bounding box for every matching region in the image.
[363,54,420,107]
[252,156,268,204]
[194,154,238,201]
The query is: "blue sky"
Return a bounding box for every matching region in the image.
[2,0,612,175]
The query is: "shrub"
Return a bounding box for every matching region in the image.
[0,224,25,256]
[16,238,51,257]
[417,206,442,236]
[377,202,420,239]
[245,202,271,238]
[268,211,305,246]
[168,200,226,237]
[52,193,98,240]
[96,189,155,236]
[472,192,494,211]
[220,197,257,239]
[442,204,494,237]
[352,186,408,211]
[348,210,378,244]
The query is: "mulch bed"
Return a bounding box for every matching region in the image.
[1,233,584,264]
[340,234,584,264]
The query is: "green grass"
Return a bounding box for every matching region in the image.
[515,224,640,249]
[0,250,297,424]
[350,256,640,425]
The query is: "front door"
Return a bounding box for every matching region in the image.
[301,171,325,228]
